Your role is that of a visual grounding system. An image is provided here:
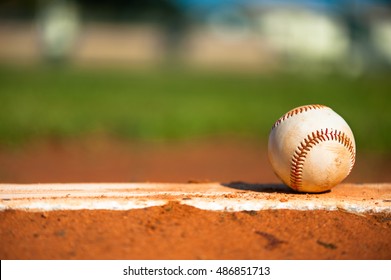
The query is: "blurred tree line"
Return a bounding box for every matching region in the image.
[0,0,183,22]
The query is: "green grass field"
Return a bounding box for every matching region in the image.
[0,65,390,153]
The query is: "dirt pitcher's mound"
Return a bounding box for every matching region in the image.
[0,183,390,260]
[1,204,390,260]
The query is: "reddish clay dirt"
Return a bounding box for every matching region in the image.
[0,137,390,260]
[1,204,390,260]
[0,137,390,184]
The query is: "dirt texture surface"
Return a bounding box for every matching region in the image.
[0,138,390,260]
[1,204,390,260]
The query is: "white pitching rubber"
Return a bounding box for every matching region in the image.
[0,183,390,213]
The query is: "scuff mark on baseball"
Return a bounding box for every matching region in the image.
[268,104,356,193]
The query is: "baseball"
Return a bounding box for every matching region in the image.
[268,104,356,193]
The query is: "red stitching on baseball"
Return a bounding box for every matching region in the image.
[272,104,326,129]
[290,128,355,191]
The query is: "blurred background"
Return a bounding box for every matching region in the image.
[0,0,390,184]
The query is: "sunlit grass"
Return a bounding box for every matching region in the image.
[0,65,390,153]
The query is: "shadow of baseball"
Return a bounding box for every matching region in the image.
[223,181,331,194]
